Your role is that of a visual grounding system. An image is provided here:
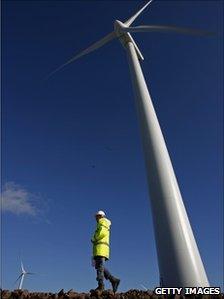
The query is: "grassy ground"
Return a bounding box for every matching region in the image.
[1,289,223,299]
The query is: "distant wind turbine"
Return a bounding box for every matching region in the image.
[15,261,35,290]
[48,0,212,287]
[140,284,149,291]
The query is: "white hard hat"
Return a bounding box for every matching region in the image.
[95,210,106,217]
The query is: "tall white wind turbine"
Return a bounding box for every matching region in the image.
[15,261,35,290]
[48,1,213,287]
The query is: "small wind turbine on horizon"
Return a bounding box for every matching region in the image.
[140,284,149,291]
[48,0,213,287]
[15,261,35,290]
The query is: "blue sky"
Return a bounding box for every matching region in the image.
[1,0,223,293]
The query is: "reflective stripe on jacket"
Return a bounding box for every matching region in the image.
[91,217,111,259]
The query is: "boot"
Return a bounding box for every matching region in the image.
[95,281,104,292]
[109,276,120,293]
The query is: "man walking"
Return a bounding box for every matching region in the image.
[91,210,120,292]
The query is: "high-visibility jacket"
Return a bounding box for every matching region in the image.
[91,217,111,259]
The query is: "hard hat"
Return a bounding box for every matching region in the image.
[95,210,106,217]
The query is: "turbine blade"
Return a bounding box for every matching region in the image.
[126,33,144,61]
[124,0,153,27]
[14,274,23,285]
[123,25,214,36]
[46,31,116,79]
[140,284,148,290]
[27,272,35,275]
[21,261,25,273]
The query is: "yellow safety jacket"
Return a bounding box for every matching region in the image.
[91,217,111,259]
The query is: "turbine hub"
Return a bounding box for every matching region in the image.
[114,20,127,36]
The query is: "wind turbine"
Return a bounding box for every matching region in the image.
[140,284,149,291]
[15,261,35,290]
[49,1,212,287]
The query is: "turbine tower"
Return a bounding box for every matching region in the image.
[49,0,212,287]
[15,261,34,290]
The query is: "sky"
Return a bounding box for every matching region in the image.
[1,0,223,293]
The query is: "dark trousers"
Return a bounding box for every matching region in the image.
[94,256,111,283]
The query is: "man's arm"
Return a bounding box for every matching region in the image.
[91,223,107,243]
